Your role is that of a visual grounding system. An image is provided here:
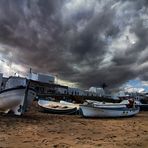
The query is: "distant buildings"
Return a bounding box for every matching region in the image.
[28,72,55,84]
[88,87,105,97]
[0,73,8,90]
[0,73,3,90]
[0,72,147,101]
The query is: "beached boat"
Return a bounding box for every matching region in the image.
[0,77,36,115]
[38,100,78,115]
[135,100,148,111]
[139,104,148,111]
[90,99,148,111]
[79,102,140,118]
[60,100,80,109]
[86,99,132,106]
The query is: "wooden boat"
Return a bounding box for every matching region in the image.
[60,100,80,109]
[0,77,36,115]
[80,102,140,118]
[38,100,78,115]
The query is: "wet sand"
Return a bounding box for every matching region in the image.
[0,102,148,148]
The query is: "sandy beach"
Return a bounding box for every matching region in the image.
[0,102,148,148]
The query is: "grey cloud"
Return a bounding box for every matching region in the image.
[0,0,148,89]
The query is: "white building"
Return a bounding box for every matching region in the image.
[88,87,105,97]
[28,72,55,84]
[55,86,68,94]
[0,73,3,90]
[5,76,27,89]
[67,87,86,96]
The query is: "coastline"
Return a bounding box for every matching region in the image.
[0,102,148,148]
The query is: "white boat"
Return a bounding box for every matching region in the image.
[38,100,78,115]
[80,103,140,118]
[86,99,131,106]
[0,77,36,115]
[60,100,80,109]
[135,100,148,111]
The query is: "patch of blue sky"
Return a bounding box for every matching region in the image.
[125,79,148,92]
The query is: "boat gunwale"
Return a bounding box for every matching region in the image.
[0,86,35,94]
[80,104,140,111]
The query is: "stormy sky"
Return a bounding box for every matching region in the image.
[0,0,148,89]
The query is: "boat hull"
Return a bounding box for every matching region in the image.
[39,105,77,115]
[38,100,78,115]
[0,86,36,115]
[80,105,140,118]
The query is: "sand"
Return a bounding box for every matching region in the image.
[0,102,148,148]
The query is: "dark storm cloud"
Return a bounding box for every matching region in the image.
[78,65,137,88]
[69,7,118,61]
[0,0,148,89]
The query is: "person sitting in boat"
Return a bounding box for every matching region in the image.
[127,99,134,108]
